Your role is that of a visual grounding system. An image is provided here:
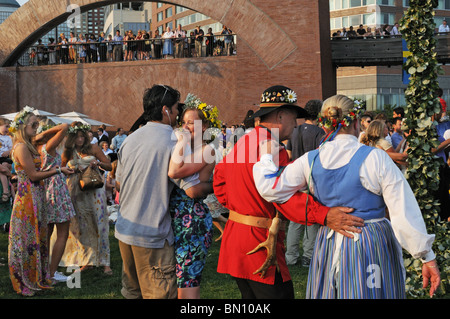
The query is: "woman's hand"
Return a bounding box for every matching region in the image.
[61,167,74,175]
[89,160,99,168]
[422,259,441,298]
[174,128,191,143]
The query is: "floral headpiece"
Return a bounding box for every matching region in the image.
[318,99,365,130]
[260,88,297,105]
[9,106,35,134]
[37,124,54,134]
[68,123,91,134]
[184,93,222,128]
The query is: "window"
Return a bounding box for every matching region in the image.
[342,16,349,27]
[380,13,395,25]
[166,7,172,18]
[333,17,342,29]
[363,0,376,4]
[363,13,376,25]
[349,14,362,26]
[157,3,163,8]
[176,6,188,14]
[377,0,394,5]
[157,12,163,22]
[437,0,450,9]
[350,0,362,7]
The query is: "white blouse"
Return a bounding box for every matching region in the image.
[252,134,436,263]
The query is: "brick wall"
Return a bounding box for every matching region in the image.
[0,0,334,129]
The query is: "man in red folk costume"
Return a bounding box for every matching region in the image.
[213,85,365,299]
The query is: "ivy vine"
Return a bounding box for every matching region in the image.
[399,0,449,298]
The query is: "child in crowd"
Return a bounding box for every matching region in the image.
[0,119,13,203]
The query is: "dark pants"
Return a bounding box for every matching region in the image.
[233,271,294,299]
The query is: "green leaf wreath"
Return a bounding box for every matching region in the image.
[399,0,449,298]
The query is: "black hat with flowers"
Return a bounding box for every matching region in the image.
[252,85,309,119]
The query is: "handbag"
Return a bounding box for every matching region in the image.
[79,166,104,191]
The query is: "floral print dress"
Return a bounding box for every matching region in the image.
[41,144,76,224]
[169,186,213,288]
[8,144,53,296]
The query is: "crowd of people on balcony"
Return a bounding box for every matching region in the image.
[27,25,236,66]
[332,20,450,40]
[332,23,401,39]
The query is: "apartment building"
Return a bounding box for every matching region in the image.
[330,0,450,111]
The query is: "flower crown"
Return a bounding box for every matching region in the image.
[68,123,91,134]
[318,100,365,130]
[184,93,222,128]
[37,124,54,134]
[261,89,297,104]
[9,106,35,134]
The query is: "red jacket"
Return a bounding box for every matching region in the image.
[213,126,330,284]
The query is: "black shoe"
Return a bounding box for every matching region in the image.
[301,256,311,268]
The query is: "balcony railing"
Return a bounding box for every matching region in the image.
[17,34,237,67]
[331,32,450,67]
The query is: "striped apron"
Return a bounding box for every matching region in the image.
[306,145,406,299]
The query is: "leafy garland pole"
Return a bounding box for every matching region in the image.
[399,0,449,297]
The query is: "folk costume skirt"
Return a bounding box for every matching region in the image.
[306,218,406,299]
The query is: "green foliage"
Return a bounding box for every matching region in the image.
[399,0,450,298]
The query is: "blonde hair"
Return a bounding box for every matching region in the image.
[321,95,355,122]
[320,95,357,131]
[360,119,385,146]
[12,112,39,156]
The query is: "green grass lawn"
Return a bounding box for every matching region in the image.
[2,224,445,300]
[0,225,309,299]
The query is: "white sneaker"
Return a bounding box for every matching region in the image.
[52,271,69,282]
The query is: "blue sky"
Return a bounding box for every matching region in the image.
[17,0,28,5]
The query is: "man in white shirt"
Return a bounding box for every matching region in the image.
[174,24,186,58]
[391,23,401,36]
[439,20,450,33]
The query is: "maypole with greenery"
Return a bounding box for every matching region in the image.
[399,0,449,297]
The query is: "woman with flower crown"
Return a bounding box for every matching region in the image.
[167,95,221,299]
[252,95,441,298]
[59,121,113,275]
[8,106,74,296]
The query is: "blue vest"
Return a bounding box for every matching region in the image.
[307,145,386,220]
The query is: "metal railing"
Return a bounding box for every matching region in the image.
[330,32,450,67]
[18,34,237,67]
[330,31,450,40]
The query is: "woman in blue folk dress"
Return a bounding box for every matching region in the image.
[252,95,441,299]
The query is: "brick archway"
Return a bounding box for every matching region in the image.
[0,0,296,69]
[0,1,335,128]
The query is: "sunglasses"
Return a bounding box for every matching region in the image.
[28,121,39,129]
